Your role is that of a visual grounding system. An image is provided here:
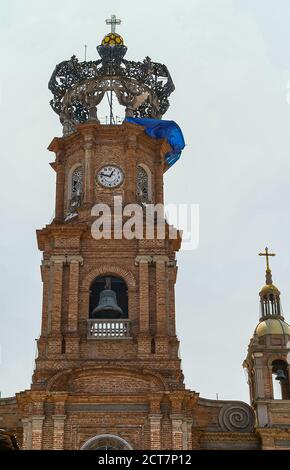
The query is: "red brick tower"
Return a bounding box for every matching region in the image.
[16,18,198,450]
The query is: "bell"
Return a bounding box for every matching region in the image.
[92,277,124,319]
[275,369,287,381]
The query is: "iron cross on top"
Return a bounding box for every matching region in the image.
[259,247,276,271]
[106,14,121,33]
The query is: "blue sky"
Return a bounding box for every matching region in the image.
[1,0,290,402]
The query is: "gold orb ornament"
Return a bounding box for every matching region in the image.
[102,33,124,46]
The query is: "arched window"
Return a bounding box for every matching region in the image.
[81,434,133,450]
[89,276,128,319]
[137,164,151,203]
[272,359,290,399]
[68,165,83,213]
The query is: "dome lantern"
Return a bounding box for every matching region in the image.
[258,247,283,320]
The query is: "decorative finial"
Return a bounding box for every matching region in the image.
[105,14,121,33]
[259,246,275,285]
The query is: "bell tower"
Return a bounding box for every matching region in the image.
[16,17,199,451]
[244,248,290,444]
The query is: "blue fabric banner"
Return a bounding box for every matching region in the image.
[125,117,185,168]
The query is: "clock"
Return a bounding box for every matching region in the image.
[96,165,124,188]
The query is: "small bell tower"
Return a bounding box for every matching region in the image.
[244,248,290,437]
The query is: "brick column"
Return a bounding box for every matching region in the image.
[40,260,51,336]
[52,395,67,450]
[67,256,82,332]
[48,255,66,356]
[137,256,151,333]
[170,392,186,450]
[83,133,95,205]
[155,150,164,205]
[66,255,83,357]
[149,395,162,450]
[37,259,51,359]
[54,159,65,221]
[52,416,66,450]
[149,415,162,450]
[125,134,137,204]
[31,416,45,450]
[168,262,177,336]
[135,256,152,356]
[30,397,46,450]
[153,256,169,355]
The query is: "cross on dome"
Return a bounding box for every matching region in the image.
[105,14,121,33]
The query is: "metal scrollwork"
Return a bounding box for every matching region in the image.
[48,43,175,134]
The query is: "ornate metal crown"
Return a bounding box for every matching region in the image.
[48,18,175,135]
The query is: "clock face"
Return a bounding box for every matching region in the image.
[96,165,124,188]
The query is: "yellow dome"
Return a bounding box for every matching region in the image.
[255,318,290,337]
[101,33,124,46]
[259,284,280,296]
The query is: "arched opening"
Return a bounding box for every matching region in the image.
[89,275,128,319]
[137,164,152,204]
[80,434,133,450]
[272,359,290,399]
[68,165,83,214]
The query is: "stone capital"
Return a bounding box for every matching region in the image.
[148,414,162,422]
[153,255,169,264]
[41,259,51,268]
[83,140,95,151]
[135,255,152,265]
[31,416,45,422]
[52,415,66,421]
[50,255,67,264]
[67,255,84,265]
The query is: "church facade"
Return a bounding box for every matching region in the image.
[1,18,290,450]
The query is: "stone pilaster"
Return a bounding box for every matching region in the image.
[186,418,193,449]
[22,418,32,450]
[254,365,265,399]
[171,416,184,450]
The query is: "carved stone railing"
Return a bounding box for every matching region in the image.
[87,319,131,339]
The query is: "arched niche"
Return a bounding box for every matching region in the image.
[80,434,133,450]
[137,163,152,203]
[66,163,83,212]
